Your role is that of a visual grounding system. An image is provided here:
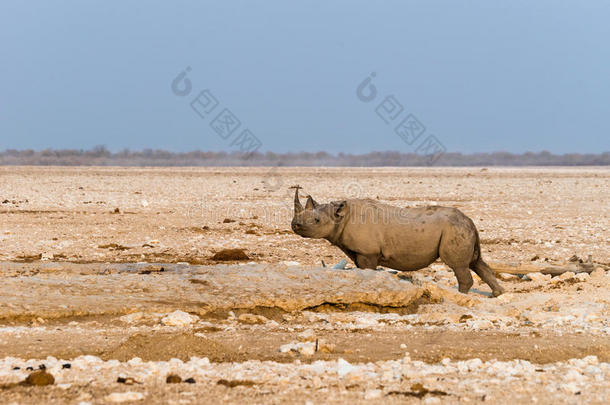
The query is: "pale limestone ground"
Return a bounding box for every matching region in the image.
[0,166,608,404]
[0,166,608,265]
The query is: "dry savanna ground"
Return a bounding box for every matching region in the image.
[0,166,608,404]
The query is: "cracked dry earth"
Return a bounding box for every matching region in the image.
[0,166,608,404]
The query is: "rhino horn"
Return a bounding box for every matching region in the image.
[305,195,318,210]
[293,187,303,214]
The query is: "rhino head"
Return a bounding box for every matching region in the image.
[291,188,347,238]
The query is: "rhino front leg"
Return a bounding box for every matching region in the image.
[355,254,378,270]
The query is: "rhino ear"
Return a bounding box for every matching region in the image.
[305,195,318,210]
[333,201,347,218]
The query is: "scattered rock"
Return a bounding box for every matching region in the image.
[161,310,199,327]
[106,392,145,402]
[575,273,590,282]
[120,312,144,324]
[459,314,473,323]
[279,341,316,356]
[24,370,55,386]
[297,329,316,342]
[62,363,71,369]
[387,383,448,399]
[189,226,210,233]
[139,266,164,274]
[245,229,258,235]
[317,339,336,353]
[498,273,520,281]
[467,319,494,330]
[217,379,255,388]
[113,208,121,214]
[364,389,383,399]
[237,313,268,324]
[524,272,551,282]
[98,243,130,251]
[166,374,182,383]
[222,218,235,223]
[184,378,196,384]
[337,358,357,377]
[210,249,250,261]
[559,272,576,280]
[590,267,605,279]
[117,377,140,385]
[423,283,480,307]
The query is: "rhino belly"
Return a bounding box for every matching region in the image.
[381,252,438,272]
[378,226,443,271]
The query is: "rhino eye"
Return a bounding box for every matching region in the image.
[315,218,320,223]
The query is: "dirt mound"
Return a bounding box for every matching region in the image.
[102,333,237,362]
[210,249,250,261]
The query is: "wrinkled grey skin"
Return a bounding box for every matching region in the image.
[291,189,504,297]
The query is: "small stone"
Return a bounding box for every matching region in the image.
[560,382,581,395]
[184,377,196,384]
[62,363,71,369]
[468,319,494,330]
[559,271,576,280]
[299,342,316,356]
[400,343,407,349]
[297,329,316,342]
[161,310,199,327]
[525,273,551,282]
[496,293,515,303]
[117,377,139,385]
[120,312,144,323]
[279,341,316,356]
[24,370,55,386]
[364,389,382,399]
[590,268,605,279]
[166,374,182,383]
[317,339,336,353]
[337,358,356,377]
[106,392,145,402]
[238,313,268,325]
[575,273,589,282]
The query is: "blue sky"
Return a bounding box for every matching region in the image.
[1,1,609,154]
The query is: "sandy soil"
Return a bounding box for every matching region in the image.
[0,166,608,404]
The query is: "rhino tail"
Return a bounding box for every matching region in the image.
[470,228,505,297]
[470,227,482,267]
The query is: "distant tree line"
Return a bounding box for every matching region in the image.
[0,147,608,166]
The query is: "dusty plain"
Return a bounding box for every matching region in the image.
[0,166,608,404]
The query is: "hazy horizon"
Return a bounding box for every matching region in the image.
[2,1,610,154]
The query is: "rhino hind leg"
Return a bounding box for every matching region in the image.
[471,259,505,297]
[451,267,474,294]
